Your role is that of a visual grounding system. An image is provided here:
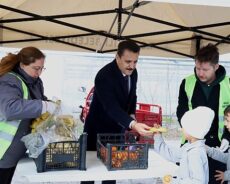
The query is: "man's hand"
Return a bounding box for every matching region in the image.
[218,139,229,152]
[215,170,225,184]
[132,122,153,136]
[149,123,167,133]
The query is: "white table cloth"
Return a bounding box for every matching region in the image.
[12,149,178,183]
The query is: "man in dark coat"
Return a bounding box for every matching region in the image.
[82,41,152,184]
[177,43,230,184]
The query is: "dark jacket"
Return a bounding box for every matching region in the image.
[176,65,230,147]
[0,66,47,168]
[84,60,137,150]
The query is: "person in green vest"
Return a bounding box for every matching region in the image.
[176,43,230,184]
[0,47,57,184]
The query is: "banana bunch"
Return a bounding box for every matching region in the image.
[55,123,73,139]
[53,115,76,140]
[31,112,51,133]
[149,126,167,133]
[56,115,75,128]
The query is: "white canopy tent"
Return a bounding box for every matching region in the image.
[0,0,229,58]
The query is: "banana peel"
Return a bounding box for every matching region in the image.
[149,127,167,133]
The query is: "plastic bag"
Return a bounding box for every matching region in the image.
[21,131,50,158]
[21,100,78,158]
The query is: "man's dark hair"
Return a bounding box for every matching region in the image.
[195,43,219,65]
[117,40,140,57]
[224,105,230,116]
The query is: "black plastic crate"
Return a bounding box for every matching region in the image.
[126,131,155,146]
[34,133,87,172]
[97,133,149,171]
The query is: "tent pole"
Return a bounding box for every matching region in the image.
[117,0,122,36]
[195,36,201,55]
[216,34,230,46]
[118,0,140,38]
[97,14,118,52]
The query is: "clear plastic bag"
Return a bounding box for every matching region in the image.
[21,101,78,158]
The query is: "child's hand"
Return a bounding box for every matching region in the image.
[162,175,172,184]
[215,170,224,184]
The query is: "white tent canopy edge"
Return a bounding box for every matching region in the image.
[145,0,230,7]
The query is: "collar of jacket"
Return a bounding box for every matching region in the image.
[13,66,40,86]
[183,139,206,151]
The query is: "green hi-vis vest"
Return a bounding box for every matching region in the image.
[0,72,28,159]
[181,74,230,144]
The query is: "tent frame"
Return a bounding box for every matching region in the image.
[0,0,229,58]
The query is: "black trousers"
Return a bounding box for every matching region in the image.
[81,180,116,184]
[0,166,16,184]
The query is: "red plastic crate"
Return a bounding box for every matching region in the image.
[130,103,162,145]
[136,103,162,126]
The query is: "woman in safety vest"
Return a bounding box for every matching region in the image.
[0,47,57,184]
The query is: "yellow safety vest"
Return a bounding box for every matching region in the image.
[181,74,230,144]
[0,72,28,159]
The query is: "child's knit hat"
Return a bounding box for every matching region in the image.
[181,106,214,139]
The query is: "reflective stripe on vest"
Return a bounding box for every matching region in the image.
[181,74,230,144]
[0,72,28,159]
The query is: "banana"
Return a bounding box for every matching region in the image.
[31,112,51,132]
[40,112,50,120]
[31,120,39,129]
[57,115,75,128]
[149,127,167,133]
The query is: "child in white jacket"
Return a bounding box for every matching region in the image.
[206,105,230,184]
[154,106,214,184]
